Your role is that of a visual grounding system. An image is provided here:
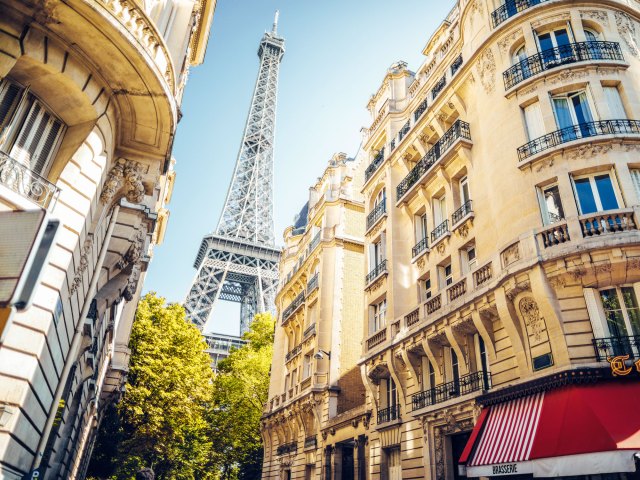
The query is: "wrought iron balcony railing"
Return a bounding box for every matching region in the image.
[452,199,473,225]
[285,343,302,363]
[593,335,640,362]
[365,148,386,182]
[431,220,449,243]
[412,371,491,411]
[414,97,429,122]
[398,120,411,143]
[518,119,640,161]
[377,404,400,424]
[432,75,447,100]
[282,291,305,323]
[276,442,298,456]
[308,230,321,253]
[504,41,624,90]
[367,199,387,231]
[306,273,319,294]
[491,0,550,28]
[450,54,463,76]
[412,236,429,258]
[366,259,388,285]
[0,152,60,210]
[397,120,471,200]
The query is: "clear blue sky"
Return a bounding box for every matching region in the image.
[143,0,454,335]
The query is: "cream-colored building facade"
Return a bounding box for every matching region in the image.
[262,153,369,480]
[361,0,640,479]
[0,0,215,477]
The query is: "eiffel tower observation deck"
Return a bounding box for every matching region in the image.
[184,13,284,336]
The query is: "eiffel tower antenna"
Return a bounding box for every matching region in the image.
[184,16,284,334]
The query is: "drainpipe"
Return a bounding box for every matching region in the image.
[31,204,120,471]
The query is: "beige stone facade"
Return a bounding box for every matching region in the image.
[261,153,369,479]
[0,0,214,477]
[264,0,640,479]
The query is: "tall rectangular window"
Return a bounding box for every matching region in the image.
[433,195,447,226]
[572,173,620,214]
[303,354,312,379]
[599,287,640,337]
[523,101,545,141]
[603,86,627,119]
[539,183,565,224]
[370,299,387,334]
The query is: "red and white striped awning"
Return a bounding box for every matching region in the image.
[459,383,640,477]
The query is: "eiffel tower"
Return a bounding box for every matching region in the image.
[185,13,283,335]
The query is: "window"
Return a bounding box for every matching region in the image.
[631,169,640,202]
[0,79,64,175]
[460,176,470,205]
[475,334,489,375]
[461,244,477,274]
[552,91,595,140]
[415,212,428,243]
[536,27,573,65]
[600,287,640,338]
[372,237,385,266]
[539,184,565,224]
[584,28,599,42]
[603,86,627,120]
[370,299,387,334]
[513,44,527,65]
[303,354,312,379]
[572,172,620,214]
[422,356,436,390]
[420,277,432,301]
[374,188,385,208]
[440,262,453,288]
[386,447,402,480]
[433,195,447,226]
[383,377,398,409]
[523,101,545,141]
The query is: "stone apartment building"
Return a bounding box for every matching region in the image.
[264,0,640,479]
[0,0,215,477]
[261,153,369,479]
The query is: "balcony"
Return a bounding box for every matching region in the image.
[377,404,400,425]
[285,344,302,363]
[447,278,466,302]
[579,209,637,237]
[367,329,387,350]
[538,221,570,248]
[593,335,640,362]
[308,230,321,254]
[304,435,317,450]
[365,148,386,182]
[397,120,471,201]
[282,291,305,323]
[414,97,429,122]
[518,120,640,162]
[398,120,411,143]
[0,152,60,210]
[431,75,447,100]
[450,54,463,76]
[430,220,449,244]
[503,41,624,90]
[306,273,319,294]
[425,294,442,315]
[276,442,298,456]
[491,0,550,28]
[303,323,316,339]
[412,371,491,411]
[412,237,429,258]
[367,199,387,232]
[452,199,473,226]
[366,259,388,286]
[474,262,493,287]
[405,308,420,328]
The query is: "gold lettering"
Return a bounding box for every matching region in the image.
[635,357,640,373]
[608,355,632,376]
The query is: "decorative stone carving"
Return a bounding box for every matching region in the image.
[580,10,609,26]
[616,11,639,58]
[501,242,520,267]
[433,414,474,480]
[498,29,523,54]
[571,266,587,280]
[117,226,147,270]
[548,276,567,289]
[417,257,426,269]
[69,234,94,295]
[457,223,469,238]
[367,276,386,293]
[519,297,544,341]
[453,317,476,335]
[593,261,612,276]
[437,242,446,255]
[532,12,571,29]
[100,159,146,204]
[628,257,640,270]
[418,133,430,144]
[429,331,449,347]
[565,143,613,161]
[534,156,555,173]
[506,280,531,301]
[468,0,484,28]
[123,264,141,301]
[476,47,496,94]
[546,69,590,86]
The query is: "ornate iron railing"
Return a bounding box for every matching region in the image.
[414,97,429,122]
[397,120,471,200]
[306,273,319,294]
[579,209,637,237]
[303,323,316,338]
[504,41,624,89]
[367,199,387,231]
[431,75,447,100]
[452,199,473,225]
[398,120,411,142]
[366,259,388,285]
[412,371,491,411]
[0,152,60,209]
[308,230,321,253]
[365,148,386,182]
[367,329,387,350]
[518,119,640,161]
[450,54,463,76]
[405,308,420,328]
[304,435,317,450]
[592,335,640,362]
[377,404,400,424]
[285,344,302,362]
[412,237,429,258]
[431,220,449,243]
[282,291,305,323]
[491,0,550,28]
[277,442,298,456]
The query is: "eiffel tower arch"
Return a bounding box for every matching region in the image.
[184,13,284,335]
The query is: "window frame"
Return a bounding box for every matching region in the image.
[570,170,622,215]
[538,182,565,225]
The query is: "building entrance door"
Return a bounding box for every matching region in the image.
[450,432,471,480]
[341,444,354,480]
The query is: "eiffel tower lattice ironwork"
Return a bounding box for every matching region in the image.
[184,13,284,334]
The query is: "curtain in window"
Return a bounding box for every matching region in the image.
[603,87,627,120]
[524,102,545,141]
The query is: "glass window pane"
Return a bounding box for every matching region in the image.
[544,185,564,222]
[554,29,570,46]
[600,289,629,337]
[538,33,553,51]
[585,30,598,41]
[594,174,619,210]
[574,178,598,214]
[571,93,594,124]
[553,97,574,129]
[622,287,640,335]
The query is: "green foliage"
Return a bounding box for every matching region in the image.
[209,313,275,479]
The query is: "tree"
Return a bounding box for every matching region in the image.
[87,293,215,480]
[209,313,274,479]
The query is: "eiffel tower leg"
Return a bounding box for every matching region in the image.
[184,263,229,329]
[239,281,257,335]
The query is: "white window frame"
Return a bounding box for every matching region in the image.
[371,299,387,333]
[551,89,597,129]
[571,171,622,215]
[538,183,565,225]
[433,194,447,226]
[461,244,477,275]
[415,212,428,243]
[460,176,470,206]
[439,262,453,289]
[303,353,312,379]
